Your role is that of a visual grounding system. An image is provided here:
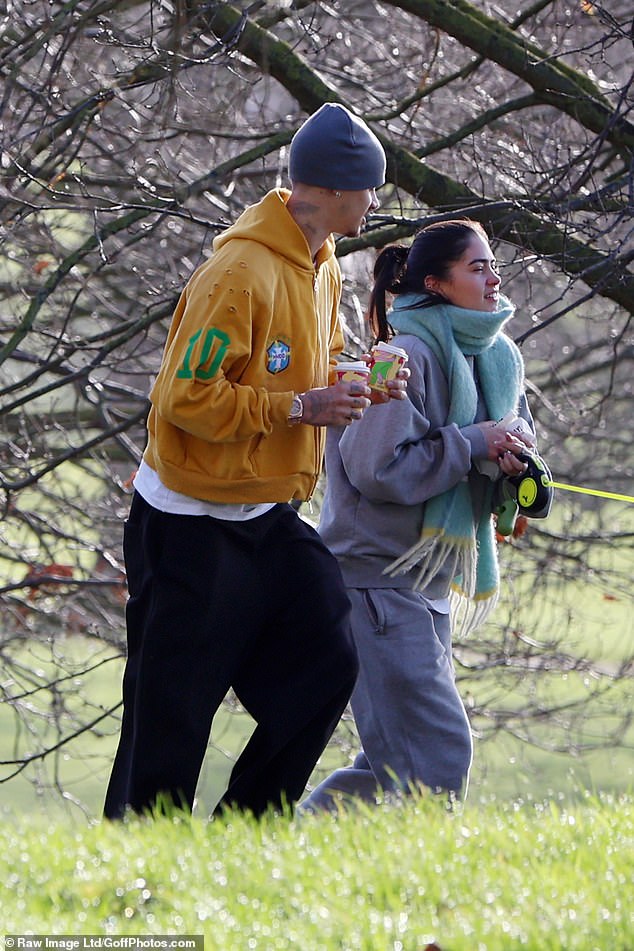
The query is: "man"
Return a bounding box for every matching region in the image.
[104,103,406,819]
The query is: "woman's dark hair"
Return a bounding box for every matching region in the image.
[368,219,489,342]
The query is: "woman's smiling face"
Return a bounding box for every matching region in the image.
[425,233,501,312]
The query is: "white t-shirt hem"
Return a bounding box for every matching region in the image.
[133,460,277,521]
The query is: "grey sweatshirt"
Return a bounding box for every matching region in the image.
[319,333,533,598]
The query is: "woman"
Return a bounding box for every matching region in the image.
[301,219,539,811]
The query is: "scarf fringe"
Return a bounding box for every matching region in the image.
[385,533,498,636]
[386,533,458,581]
[449,586,499,638]
[385,534,477,595]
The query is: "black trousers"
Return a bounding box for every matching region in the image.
[103,493,356,819]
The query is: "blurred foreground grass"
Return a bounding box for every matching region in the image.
[2,791,632,950]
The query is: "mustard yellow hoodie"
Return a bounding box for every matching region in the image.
[144,189,344,503]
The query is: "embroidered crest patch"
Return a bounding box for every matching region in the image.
[266,338,291,374]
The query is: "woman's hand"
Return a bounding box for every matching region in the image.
[497,448,528,476]
[475,419,529,474]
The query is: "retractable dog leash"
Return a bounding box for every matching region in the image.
[495,452,552,535]
[494,453,634,537]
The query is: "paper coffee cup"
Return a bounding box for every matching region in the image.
[368,343,408,392]
[335,361,371,384]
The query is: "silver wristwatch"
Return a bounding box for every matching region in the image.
[287,393,304,424]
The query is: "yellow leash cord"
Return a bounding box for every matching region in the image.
[546,481,634,505]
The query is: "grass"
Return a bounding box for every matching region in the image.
[2,791,632,949]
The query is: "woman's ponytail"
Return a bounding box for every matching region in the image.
[368,245,408,343]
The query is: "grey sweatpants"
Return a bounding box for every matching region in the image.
[300,587,473,812]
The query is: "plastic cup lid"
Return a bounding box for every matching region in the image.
[337,361,370,372]
[371,342,408,357]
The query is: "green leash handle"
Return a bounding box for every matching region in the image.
[496,498,519,536]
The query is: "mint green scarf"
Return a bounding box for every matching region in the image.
[385,293,524,635]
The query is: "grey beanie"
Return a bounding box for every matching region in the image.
[288,103,386,191]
